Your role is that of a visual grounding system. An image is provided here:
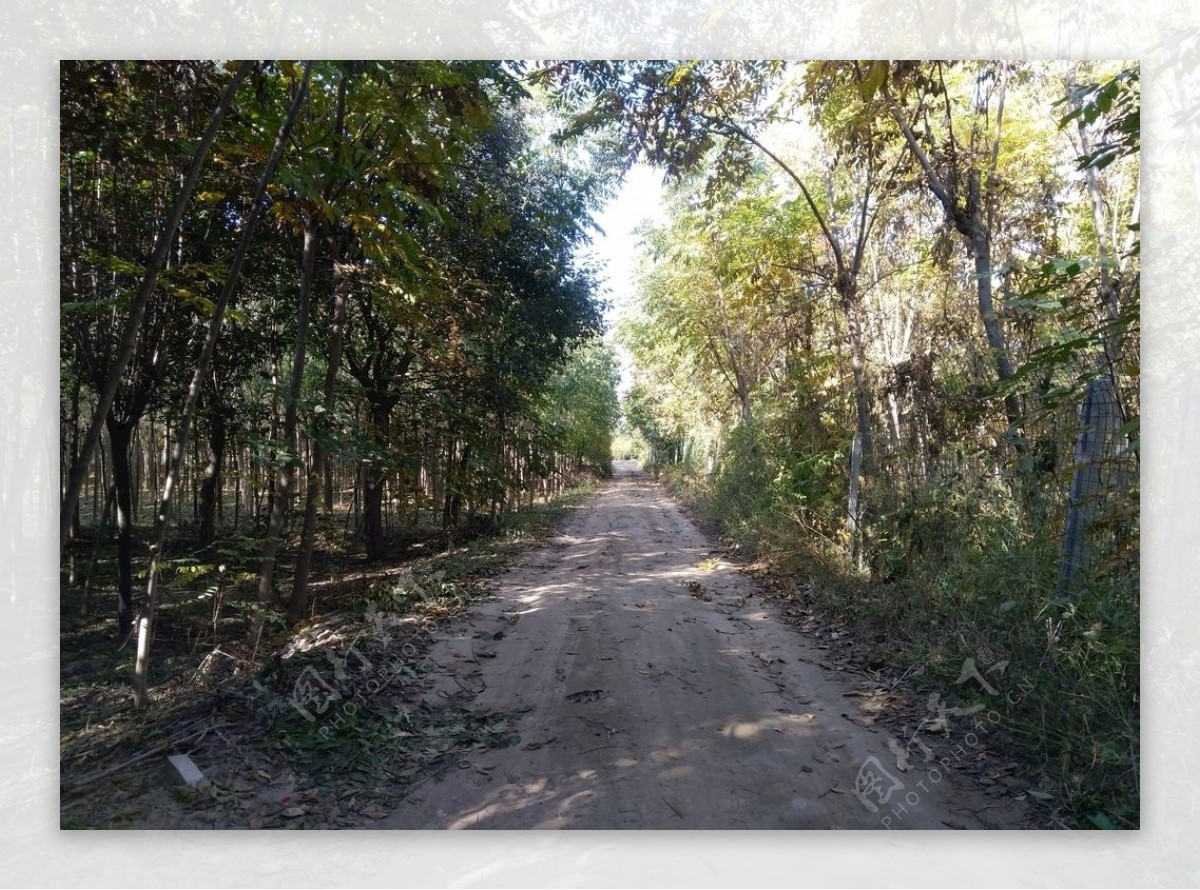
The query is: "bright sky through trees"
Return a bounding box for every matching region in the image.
[585,162,665,393]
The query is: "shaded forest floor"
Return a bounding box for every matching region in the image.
[59,484,598,828]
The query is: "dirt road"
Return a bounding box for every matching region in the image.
[384,461,1030,829]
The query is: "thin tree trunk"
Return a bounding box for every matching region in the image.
[61,62,252,552]
[64,376,82,586]
[430,433,443,520]
[94,431,106,526]
[289,238,351,622]
[363,399,392,561]
[836,283,875,565]
[288,72,350,623]
[82,483,117,619]
[130,424,140,526]
[233,449,242,532]
[66,373,83,542]
[965,171,1021,427]
[843,291,874,472]
[884,93,1022,431]
[198,398,227,552]
[846,428,862,543]
[131,64,311,705]
[256,217,318,616]
[265,359,281,526]
[191,433,200,525]
[106,416,136,641]
[345,466,360,535]
[451,443,470,528]
[441,440,456,543]
[324,455,335,513]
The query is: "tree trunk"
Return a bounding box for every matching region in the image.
[839,285,874,564]
[884,95,1022,433]
[233,449,242,532]
[65,373,83,542]
[451,443,470,528]
[965,173,1021,428]
[106,416,136,641]
[289,235,351,623]
[843,291,874,472]
[441,440,458,543]
[846,428,863,552]
[364,460,385,558]
[363,399,392,561]
[256,218,318,612]
[735,372,753,427]
[198,400,227,552]
[82,483,117,619]
[129,425,140,527]
[324,456,335,513]
[430,433,443,519]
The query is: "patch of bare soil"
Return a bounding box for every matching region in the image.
[382,461,1040,829]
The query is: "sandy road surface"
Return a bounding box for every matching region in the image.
[384,461,1029,829]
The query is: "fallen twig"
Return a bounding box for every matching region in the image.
[453,676,487,695]
[575,714,619,735]
[64,721,219,792]
[665,670,702,694]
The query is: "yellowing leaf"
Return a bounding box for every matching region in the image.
[859,61,889,101]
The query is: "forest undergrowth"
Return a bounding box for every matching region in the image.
[60,480,597,828]
[659,451,1138,830]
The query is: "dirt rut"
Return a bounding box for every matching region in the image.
[384,461,1030,829]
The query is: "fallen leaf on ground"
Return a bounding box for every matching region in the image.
[566,689,609,703]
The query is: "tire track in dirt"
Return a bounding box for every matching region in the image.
[383,461,1032,829]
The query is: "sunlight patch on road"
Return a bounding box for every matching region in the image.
[719,715,823,742]
[721,720,765,740]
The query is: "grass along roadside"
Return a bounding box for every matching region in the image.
[657,462,1138,831]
